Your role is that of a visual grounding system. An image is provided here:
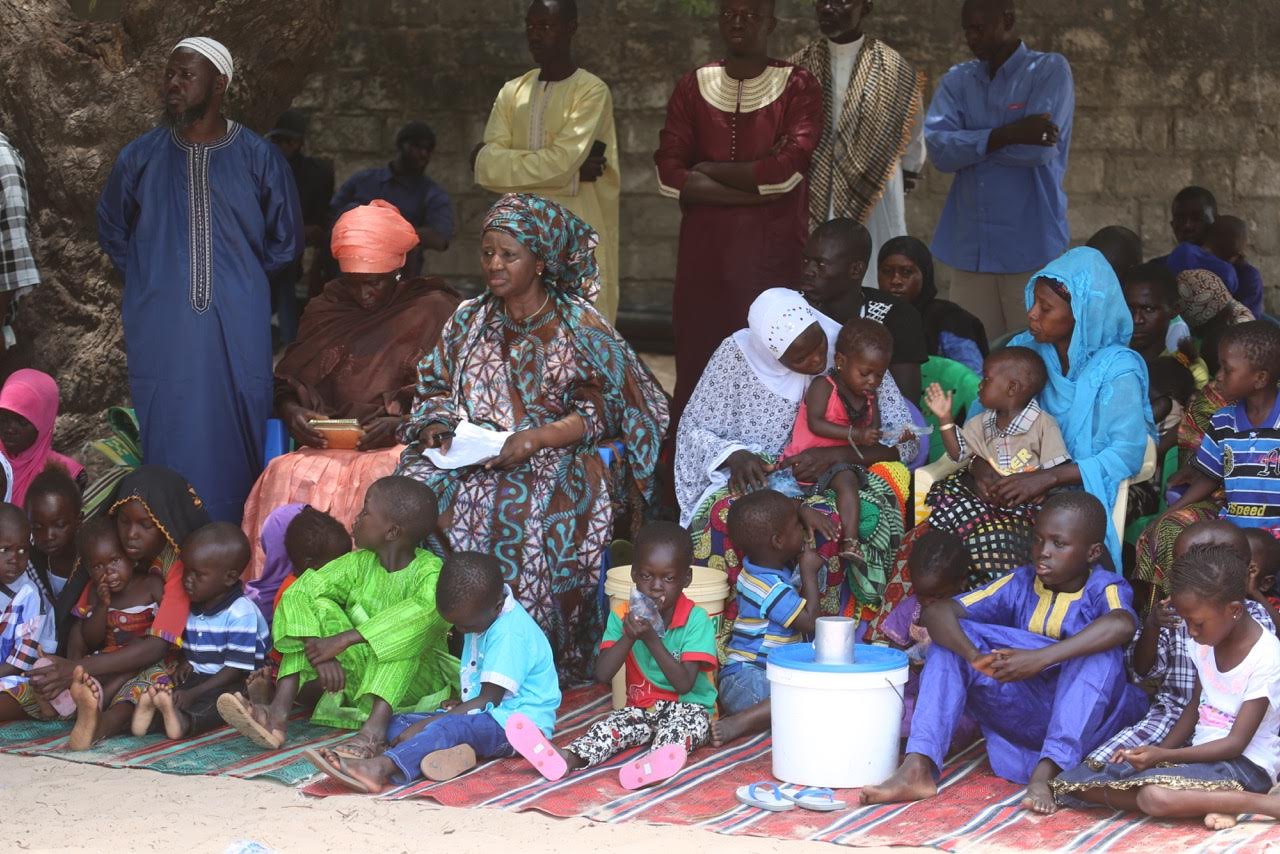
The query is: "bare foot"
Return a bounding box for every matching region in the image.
[710,716,744,747]
[246,668,273,707]
[1205,812,1238,830]
[860,754,938,804]
[152,684,188,740]
[1021,779,1058,815]
[131,686,158,737]
[1020,759,1060,815]
[67,667,102,751]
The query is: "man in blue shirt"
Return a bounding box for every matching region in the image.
[330,121,454,278]
[925,0,1074,339]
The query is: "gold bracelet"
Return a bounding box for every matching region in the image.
[941,423,956,431]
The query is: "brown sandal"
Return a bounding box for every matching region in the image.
[332,733,388,760]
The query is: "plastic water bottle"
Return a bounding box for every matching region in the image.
[628,588,666,637]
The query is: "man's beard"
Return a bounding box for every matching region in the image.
[161,92,214,130]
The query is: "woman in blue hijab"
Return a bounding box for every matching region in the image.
[981,247,1155,567]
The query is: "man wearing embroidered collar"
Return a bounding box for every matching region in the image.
[924,0,1074,339]
[97,37,305,524]
[791,0,926,290]
[655,0,824,428]
[472,0,621,322]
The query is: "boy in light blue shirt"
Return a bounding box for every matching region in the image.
[303,551,560,793]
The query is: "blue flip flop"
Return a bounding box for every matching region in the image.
[782,786,847,811]
[735,781,796,811]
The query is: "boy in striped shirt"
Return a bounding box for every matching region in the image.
[132,523,268,739]
[711,490,822,746]
[1167,321,1280,537]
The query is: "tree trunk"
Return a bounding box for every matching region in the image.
[0,0,340,453]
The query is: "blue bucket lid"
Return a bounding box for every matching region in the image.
[768,643,908,674]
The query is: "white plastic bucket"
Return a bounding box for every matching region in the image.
[603,565,729,709]
[767,643,909,789]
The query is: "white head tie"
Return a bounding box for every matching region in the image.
[748,287,818,358]
[728,287,826,406]
[172,37,234,84]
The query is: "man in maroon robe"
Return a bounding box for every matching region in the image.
[655,0,824,424]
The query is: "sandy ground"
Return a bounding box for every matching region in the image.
[1,754,928,854]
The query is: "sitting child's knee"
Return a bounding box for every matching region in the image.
[830,469,859,491]
[718,664,769,716]
[1135,786,1177,816]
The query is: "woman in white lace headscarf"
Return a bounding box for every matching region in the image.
[676,288,914,623]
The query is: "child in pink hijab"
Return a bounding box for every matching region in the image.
[0,370,85,505]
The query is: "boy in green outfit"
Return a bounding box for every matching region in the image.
[218,476,456,755]
[506,522,718,789]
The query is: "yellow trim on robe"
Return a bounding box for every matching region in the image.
[1028,581,1053,637]
[1031,577,1085,640]
[959,572,1018,608]
[1104,584,1123,612]
[476,68,622,322]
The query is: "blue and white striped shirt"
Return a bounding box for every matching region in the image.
[183,586,269,675]
[726,559,808,667]
[1195,395,1280,528]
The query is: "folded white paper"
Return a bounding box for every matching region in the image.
[423,421,513,469]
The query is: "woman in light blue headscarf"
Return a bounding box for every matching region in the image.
[981,246,1156,566]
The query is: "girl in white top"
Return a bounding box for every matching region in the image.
[1052,543,1280,829]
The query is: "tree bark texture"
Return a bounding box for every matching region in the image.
[0,0,340,452]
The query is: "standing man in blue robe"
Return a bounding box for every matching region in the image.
[98,37,303,523]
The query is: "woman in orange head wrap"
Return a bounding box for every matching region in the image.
[237,200,461,578]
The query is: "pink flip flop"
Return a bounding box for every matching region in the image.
[619,743,688,790]
[504,713,567,781]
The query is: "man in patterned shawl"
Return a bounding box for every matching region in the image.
[791,0,926,289]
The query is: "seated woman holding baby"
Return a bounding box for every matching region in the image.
[872,248,1155,640]
[239,201,461,577]
[675,288,919,630]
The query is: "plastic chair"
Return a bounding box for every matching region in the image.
[914,437,1159,547]
[1123,445,1179,546]
[595,439,628,610]
[597,439,625,469]
[263,418,290,464]
[918,357,980,463]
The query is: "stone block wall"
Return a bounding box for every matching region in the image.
[294,0,1280,332]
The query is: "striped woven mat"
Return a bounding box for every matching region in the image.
[5,685,1279,850]
[299,687,1280,852]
